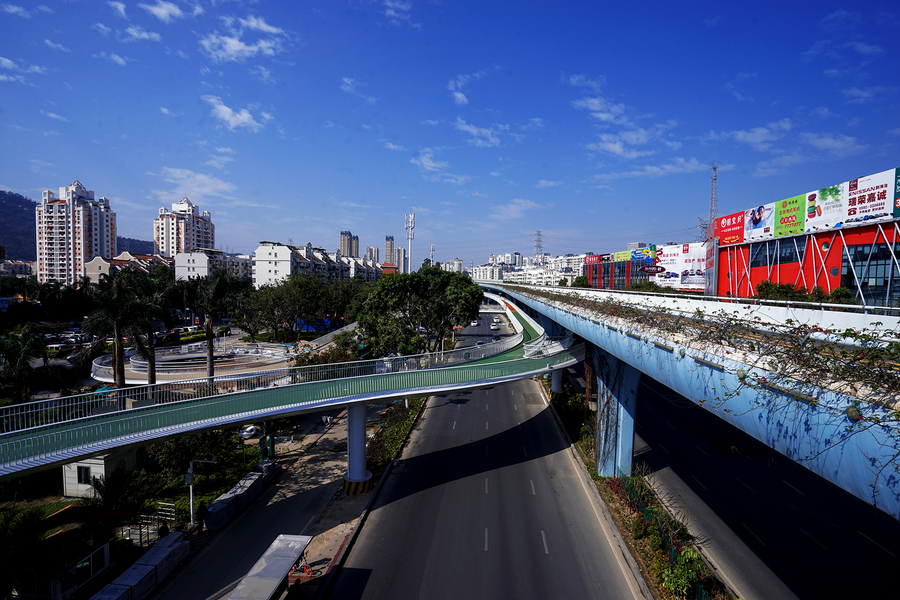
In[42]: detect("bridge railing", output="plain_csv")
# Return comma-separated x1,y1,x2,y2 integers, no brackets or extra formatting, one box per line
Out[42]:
3,332,524,436
1,344,585,472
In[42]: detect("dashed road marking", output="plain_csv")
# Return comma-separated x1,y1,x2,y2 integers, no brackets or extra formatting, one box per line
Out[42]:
541,530,550,554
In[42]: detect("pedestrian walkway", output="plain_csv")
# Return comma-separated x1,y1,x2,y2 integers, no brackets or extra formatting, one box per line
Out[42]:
147,403,386,600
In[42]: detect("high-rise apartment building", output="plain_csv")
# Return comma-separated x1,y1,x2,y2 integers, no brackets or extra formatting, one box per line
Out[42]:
365,246,380,262
340,231,352,257
154,196,215,258
385,236,394,266
36,179,117,285
351,235,359,258
394,247,407,274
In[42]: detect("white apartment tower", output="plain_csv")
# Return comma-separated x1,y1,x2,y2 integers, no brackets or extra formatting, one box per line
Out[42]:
36,179,117,285
154,196,215,258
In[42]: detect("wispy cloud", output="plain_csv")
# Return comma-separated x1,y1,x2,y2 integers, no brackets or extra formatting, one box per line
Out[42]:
447,68,493,105
535,180,562,188
754,152,808,177
571,95,629,125
455,117,505,147
411,148,448,172
2,4,30,18
240,15,283,34
341,77,376,104
594,157,711,181
199,16,287,63
842,86,889,104
799,132,866,157
152,167,237,204
122,25,161,42
94,52,130,66
205,153,234,169
491,198,540,221
383,141,406,151
706,119,792,152
93,23,112,36
566,73,605,92
249,65,276,84
202,95,267,132
1,56,46,82
108,1,126,18
520,118,544,131
160,107,177,116
138,1,184,23
40,110,68,122
44,39,70,52
382,0,420,28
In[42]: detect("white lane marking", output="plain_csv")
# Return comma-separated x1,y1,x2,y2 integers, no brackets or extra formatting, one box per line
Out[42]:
485,421,489,430
530,480,536,496
485,528,489,551
567,368,576,374
452,421,456,430
736,478,755,493
576,377,585,387
798,527,828,550
541,530,550,554
486,404,489,410
783,480,805,496
657,443,670,454
695,445,709,456
691,475,708,491
644,404,654,412
858,531,898,557
667,422,676,430
514,404,518,411
485,478,489,494
742,523,766,546
457,404,460,410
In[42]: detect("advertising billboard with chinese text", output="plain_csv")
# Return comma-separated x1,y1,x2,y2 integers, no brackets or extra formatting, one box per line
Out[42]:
774,194,806,237
650,243,706,290
717,211,745,246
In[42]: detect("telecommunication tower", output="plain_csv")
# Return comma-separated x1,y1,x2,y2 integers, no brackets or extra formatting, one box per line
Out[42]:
533,230,544,262
405,211,415,273
709,161,720,225
429,243,436,264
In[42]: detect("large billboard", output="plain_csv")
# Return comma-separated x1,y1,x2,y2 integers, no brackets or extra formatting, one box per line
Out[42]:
712,166,899,246
651,243,706,290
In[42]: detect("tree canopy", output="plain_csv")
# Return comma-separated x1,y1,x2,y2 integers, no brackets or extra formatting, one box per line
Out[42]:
357,267,482,356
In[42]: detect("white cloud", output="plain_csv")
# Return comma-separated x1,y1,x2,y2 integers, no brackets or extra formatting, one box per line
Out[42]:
249,65,276,84
40,110,68,122
383,141,406,151
139,1,184,23
94,52,130,66
572,95,629,125
200,32,283,63
202,95,265,132
521,118,544,131
595,157,711,180
443,174,471,185
754,152,808,177
535,180,562,188
160,107,174,115
123,25,161,42
566,73,605,92
1,56,46,76
239,15,283,34
382,0,420,28
411,148,448,172
812,107,833,118
491,198,540,221
3,4,30,18
846,41,883,55
108,1,126,18
341,77,376,104
707,118,792,152
422,119,440,126
0,73,24,83
93,22,112,36
152,167,237,204
799,132,866,157
216,147,234,153
586,122,676,159
205,154,234,169
455,117,504,147
36,5,52,14
447,69,489,105
44,39,70,52
842,86,888,104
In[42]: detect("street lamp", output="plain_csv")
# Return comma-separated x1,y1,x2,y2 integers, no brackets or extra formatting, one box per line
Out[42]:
187,457,217,526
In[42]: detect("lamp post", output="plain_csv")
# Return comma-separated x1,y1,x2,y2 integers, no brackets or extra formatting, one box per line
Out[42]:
187,457,217,526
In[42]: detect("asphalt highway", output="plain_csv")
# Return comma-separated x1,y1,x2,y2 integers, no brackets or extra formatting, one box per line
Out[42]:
328,318,642,599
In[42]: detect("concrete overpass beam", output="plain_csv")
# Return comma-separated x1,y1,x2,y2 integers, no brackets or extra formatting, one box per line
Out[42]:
593,346,641,477
344,402,372,495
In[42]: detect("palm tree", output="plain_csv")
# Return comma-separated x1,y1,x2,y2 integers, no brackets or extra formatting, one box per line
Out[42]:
130,267,176,386
183,270,240,378
82,271,142,389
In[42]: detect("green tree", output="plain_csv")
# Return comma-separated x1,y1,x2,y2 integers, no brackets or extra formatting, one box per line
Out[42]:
130,267,177,385
357,266,482,356
572,275,590,288
0,506,46,600
182,271,241,377
0,325,45,403
82,271,142,389
558,278,568,287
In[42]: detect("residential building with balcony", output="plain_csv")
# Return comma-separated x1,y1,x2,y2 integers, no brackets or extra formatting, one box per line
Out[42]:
154,196,215,258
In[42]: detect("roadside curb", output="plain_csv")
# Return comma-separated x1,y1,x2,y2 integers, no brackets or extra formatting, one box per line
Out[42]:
537,378,653,600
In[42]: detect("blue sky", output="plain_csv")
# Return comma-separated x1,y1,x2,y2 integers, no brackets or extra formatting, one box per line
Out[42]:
2,1,898,267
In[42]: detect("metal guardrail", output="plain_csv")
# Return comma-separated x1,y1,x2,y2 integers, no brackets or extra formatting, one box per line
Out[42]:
311,321,358,347
0,343,584,472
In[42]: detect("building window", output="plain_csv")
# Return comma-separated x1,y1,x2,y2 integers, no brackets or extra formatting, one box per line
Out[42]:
77,466,91,485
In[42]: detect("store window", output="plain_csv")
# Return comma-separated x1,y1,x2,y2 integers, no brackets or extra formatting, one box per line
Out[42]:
841,243,900,307
749,239,805,269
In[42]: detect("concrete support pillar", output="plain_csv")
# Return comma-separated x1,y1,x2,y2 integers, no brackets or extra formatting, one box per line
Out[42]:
344,402,372,495
593,347,641,477
551,368,563,396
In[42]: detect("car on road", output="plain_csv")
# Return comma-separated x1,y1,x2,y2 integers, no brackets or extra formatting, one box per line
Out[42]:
238,425,259,439
475,341,485,348
493,316,500,323
470,321,478,327
490,323,499,330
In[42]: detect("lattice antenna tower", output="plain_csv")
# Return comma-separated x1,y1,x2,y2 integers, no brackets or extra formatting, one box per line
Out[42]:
709,161,720,225
429,243,436,264
533,230,544,261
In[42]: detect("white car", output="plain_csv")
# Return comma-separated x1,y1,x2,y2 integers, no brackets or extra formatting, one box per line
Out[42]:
493,316,500,323
471,321,478,327
238,425,259,439
490,323,499,330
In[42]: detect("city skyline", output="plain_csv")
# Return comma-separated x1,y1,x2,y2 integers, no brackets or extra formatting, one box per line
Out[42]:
2,2,898,267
